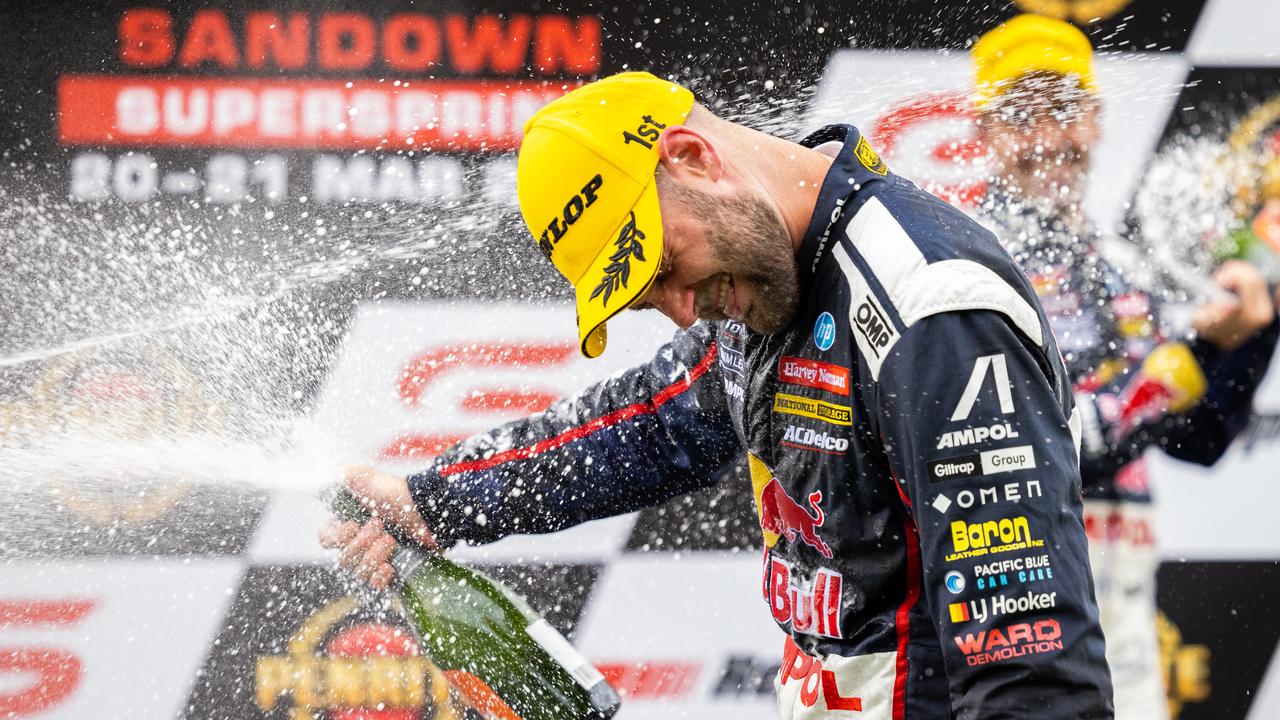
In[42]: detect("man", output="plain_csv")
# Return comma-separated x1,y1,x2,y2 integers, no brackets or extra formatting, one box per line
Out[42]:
971,15,1279,720
324,72,1114,718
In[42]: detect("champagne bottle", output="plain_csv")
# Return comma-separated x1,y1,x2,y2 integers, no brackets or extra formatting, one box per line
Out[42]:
328,486,621,720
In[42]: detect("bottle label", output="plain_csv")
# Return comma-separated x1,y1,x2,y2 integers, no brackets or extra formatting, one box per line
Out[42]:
526,619,605,690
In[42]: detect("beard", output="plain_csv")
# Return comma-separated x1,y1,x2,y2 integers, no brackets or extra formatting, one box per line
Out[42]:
666,182,801,334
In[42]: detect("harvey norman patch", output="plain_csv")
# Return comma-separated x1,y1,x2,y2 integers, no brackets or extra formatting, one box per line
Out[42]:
777,356,851,395
773,393,853,426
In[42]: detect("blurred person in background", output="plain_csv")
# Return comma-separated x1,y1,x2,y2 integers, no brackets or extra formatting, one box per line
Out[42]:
972,14,1280,720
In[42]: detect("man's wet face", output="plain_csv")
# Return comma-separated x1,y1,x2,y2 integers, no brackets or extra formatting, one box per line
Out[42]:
634,178,799,335
980,73,1101,210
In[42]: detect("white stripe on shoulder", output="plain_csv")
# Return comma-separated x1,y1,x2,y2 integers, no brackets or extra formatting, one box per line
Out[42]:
843,196,1044,346
832,243,900,380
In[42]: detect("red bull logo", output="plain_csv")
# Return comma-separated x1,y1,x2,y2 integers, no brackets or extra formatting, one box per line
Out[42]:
760,478,833,559
748,454,833,559
763,556,843,639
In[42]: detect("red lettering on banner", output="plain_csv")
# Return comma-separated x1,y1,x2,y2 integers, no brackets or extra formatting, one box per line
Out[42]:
384,15,442,72
377,342,576,460
115,9,600,75
0,600,96,716
397,343,575,407
1084,509,1154,547
777,356,850,396
596,661,699,699
871,91,988,208
317,13,376,70
458,389,561,414
245,13,310,70
0,601,95,627
119,8,174,67
446,15,532,74
779,637,864,711
178,10,240,68
533,16,600,74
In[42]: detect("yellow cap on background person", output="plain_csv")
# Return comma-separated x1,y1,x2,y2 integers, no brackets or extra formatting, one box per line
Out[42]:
517,72,695,358
972,14,1097,108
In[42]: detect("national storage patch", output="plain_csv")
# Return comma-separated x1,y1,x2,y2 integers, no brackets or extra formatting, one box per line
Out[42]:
773,393,853,426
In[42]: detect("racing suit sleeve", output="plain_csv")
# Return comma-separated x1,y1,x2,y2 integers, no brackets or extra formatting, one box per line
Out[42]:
875,310,1113,719
1158,321,1279,464
405,321,742,548
1075,318,1279,476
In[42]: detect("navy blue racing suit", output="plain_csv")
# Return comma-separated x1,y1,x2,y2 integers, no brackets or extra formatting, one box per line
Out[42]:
409,125,1114,719
979,204,1279,719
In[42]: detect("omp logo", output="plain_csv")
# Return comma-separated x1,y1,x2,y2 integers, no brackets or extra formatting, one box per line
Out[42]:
945,515,1044,562
951,354,1014,421
954,619,1064,667
852,295,895,357
936,422,1019,450
537,173,603,258
781,425,849,454
777,356,850,396
773,393,852,426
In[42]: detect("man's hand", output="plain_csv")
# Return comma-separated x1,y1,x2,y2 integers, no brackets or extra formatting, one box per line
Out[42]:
1192,260,1276,351
318,465,437,589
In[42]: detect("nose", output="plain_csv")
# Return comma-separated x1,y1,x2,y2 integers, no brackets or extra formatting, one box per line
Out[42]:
644,281,698,329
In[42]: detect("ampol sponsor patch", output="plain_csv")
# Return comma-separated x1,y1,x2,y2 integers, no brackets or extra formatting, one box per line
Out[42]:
776,636,895,719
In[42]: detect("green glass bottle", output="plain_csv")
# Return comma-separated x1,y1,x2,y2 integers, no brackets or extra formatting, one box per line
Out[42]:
328,486,621,720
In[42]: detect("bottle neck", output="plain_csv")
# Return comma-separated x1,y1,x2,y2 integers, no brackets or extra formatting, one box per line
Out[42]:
390,545,427,586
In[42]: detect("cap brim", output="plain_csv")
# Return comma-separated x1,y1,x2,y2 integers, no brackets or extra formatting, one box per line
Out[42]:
574,180,664,358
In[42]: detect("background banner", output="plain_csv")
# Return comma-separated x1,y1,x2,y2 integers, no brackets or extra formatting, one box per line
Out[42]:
2,1,1278,718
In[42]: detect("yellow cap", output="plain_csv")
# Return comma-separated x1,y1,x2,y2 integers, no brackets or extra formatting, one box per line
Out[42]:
972,14,1097,108
517,72,695,358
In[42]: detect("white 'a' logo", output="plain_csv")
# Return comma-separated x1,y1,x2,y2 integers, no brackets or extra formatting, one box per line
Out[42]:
951,354,1015,421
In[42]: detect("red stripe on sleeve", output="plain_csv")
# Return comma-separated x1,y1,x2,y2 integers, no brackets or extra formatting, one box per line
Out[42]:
892,517,922,720
437,342,720,477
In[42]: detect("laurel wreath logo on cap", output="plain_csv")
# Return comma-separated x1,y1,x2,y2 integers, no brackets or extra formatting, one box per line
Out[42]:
589,212,647,307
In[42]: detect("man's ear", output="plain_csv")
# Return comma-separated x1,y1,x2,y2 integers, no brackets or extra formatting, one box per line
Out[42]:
656,126,722,183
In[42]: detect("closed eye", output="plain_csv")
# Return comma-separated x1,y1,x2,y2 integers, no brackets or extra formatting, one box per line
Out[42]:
629,249,672,312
